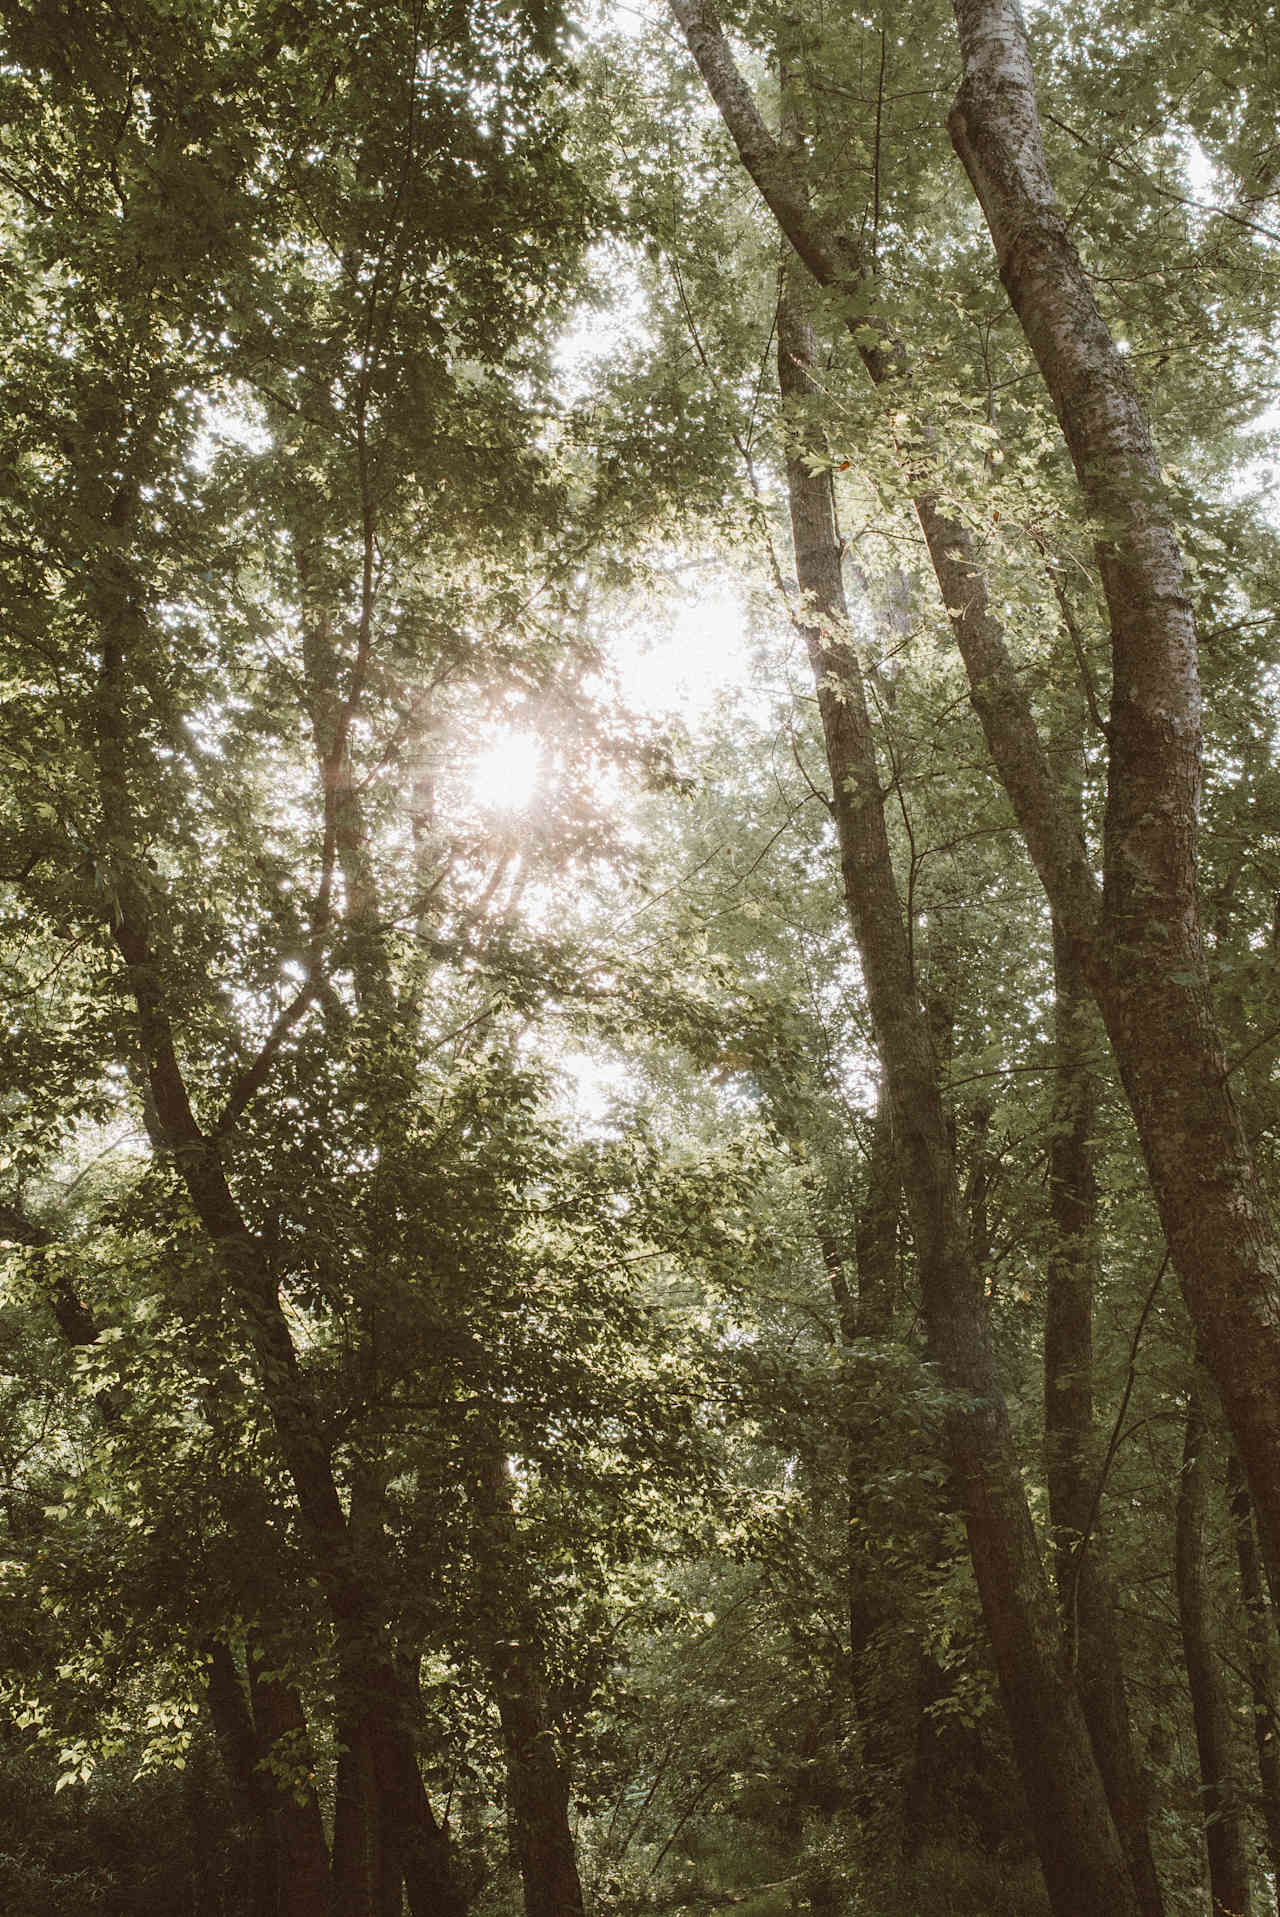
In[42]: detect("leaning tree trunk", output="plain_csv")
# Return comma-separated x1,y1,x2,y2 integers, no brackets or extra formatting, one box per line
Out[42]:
669,0,1280,1612
1176,1375,1254,1917
946,0,1280,1601
776,266,1140,1917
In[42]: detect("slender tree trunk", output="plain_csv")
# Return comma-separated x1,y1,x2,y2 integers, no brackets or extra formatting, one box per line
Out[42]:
205,1638,282,1917
1176,1375,1253,1917
493,1666,585,1917
776,268,1140,1917
1228,1455,1280,1906
469,1446,585,1917
853,1102,898,1343
946,0,1280,1601
669,0,1280,1611
93,590,464,1917
817,1106,915,1870
1045,921,1164,1917
332,1466,407,1917
848,1112,921,1876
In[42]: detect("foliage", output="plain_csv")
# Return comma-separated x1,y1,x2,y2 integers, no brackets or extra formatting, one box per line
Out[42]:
2,0,1280,1912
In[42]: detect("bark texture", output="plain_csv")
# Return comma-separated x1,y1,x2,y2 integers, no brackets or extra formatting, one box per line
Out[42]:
820,1109,917,1872
1176,1378,1253,1917
668,0,1097,940
205,1640,332,1917
777,271,1139,1917
946,0,1280,1600
246,1646,333,1917
204,1639,286,1917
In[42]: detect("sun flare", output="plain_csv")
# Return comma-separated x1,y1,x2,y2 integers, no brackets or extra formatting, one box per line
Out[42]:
467,728,542,812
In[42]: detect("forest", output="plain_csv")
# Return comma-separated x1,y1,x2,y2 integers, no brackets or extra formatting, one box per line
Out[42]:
2,0,1280,1912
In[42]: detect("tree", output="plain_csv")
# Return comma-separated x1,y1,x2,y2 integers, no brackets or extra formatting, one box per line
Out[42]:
5,0,1280,1911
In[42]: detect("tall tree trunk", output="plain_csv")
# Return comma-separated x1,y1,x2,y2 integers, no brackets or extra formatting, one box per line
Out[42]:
204,1638,333,1917
853,1101,898,1343
469,1446,586,1917
946,0,1280,1600
246,1645,334,1917
1176,1375,1253,1917
330,1466,409,1917
848,1113,922,1877
205,1638,283,1917
817,1106,916,1872
493,1661,585,1917
1045,922,1164,1917
93,594,464,1917
668,0,1280,1610
1228,1454,1280,1905
333,1716,393,1917
776,267,1140,1917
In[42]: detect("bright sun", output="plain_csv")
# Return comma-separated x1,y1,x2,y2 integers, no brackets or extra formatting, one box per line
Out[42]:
467,728,542,812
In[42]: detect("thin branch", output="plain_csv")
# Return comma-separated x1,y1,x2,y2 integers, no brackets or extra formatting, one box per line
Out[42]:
787,721,833,814
1223,1017,1280,1083
1065,1249,1169,1661
214,978,323,1137
871,19,887,269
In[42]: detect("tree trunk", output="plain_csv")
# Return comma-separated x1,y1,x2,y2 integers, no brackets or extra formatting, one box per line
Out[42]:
1045,920,1164,1917
204,1637,333,1917
776,267,1140,1917
469,1447,585,1917
333,1711,407,1917
246,1646,333,1917
853,1102,898,1343
494,1667,585,1917
1176,1374,1253,1917
946,0,1280,1602
669,0,1280,1615
1228,1454,1280,1905
817,1105,916,1872
205,1637,283,1917
333,1723,378,1917
94,593,464,1917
